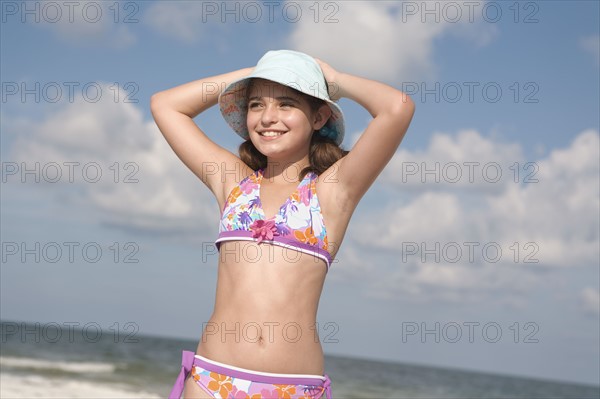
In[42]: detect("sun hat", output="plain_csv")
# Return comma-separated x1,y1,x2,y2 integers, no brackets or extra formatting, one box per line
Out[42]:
218,49,345,146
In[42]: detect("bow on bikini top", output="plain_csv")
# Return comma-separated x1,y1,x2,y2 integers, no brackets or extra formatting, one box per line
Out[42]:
215,168,332,271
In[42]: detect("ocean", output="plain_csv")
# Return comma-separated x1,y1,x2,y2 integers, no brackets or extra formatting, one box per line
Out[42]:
1,320,598,399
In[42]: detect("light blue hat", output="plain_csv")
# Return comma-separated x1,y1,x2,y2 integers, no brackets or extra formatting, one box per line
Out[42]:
218,49,345,146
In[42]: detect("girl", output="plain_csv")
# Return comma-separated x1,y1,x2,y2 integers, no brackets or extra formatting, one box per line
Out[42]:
151,50,415,399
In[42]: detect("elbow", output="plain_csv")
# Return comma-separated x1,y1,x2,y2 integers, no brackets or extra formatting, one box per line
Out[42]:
150,91,189,118
405,93,416,113
389,92,415,117
150,92,169,113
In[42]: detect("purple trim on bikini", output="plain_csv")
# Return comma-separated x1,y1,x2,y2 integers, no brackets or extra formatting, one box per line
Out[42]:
168,350,332,399
215,231,332,270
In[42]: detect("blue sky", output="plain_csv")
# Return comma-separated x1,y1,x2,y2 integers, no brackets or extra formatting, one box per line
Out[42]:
1,0,599,387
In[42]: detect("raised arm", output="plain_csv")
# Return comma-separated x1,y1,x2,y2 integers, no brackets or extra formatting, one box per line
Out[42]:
316,58,416,208
150,67,253,201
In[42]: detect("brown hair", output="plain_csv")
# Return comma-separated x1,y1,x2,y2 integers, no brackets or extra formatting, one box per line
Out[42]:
239,79,349,180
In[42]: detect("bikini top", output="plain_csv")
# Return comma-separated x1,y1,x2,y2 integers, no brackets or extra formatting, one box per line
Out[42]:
215,168,332,271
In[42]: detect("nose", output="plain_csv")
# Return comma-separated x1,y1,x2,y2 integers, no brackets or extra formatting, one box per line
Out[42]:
260,102,279,126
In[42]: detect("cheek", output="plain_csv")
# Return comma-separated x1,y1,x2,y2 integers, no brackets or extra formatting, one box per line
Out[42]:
246,112,259,127
281,111,311,128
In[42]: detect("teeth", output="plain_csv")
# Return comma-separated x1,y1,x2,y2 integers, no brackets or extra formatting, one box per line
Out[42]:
261,131,284,137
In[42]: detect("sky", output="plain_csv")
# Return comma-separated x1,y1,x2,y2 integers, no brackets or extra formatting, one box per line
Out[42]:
1,0,599,388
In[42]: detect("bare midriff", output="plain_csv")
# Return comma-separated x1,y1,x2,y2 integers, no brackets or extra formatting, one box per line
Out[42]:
195,240,329,376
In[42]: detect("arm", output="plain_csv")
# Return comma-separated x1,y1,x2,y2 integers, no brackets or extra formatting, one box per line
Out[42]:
150,67,253,202
316,59,416,208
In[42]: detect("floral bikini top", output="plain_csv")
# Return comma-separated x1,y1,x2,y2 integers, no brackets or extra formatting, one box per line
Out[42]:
215,168,332,271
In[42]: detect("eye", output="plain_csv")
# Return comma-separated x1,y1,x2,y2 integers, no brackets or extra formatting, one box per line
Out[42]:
279,102,294,108
248,101,262,109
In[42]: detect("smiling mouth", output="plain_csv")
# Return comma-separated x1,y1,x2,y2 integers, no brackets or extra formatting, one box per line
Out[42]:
258,131,287,137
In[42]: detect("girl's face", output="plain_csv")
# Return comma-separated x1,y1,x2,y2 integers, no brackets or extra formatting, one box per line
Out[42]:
246,79,328,159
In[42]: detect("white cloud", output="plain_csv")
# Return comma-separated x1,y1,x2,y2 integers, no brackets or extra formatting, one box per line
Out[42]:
580,287,600,316
340,129,599,302
579,34,600,67
142,1,233,46
363,262,534,307
30,1,136,49
369,129,599,267
287,1,499,82
383,129,524,192
7,83,217,235
487,130,600,267
143,2,207,43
